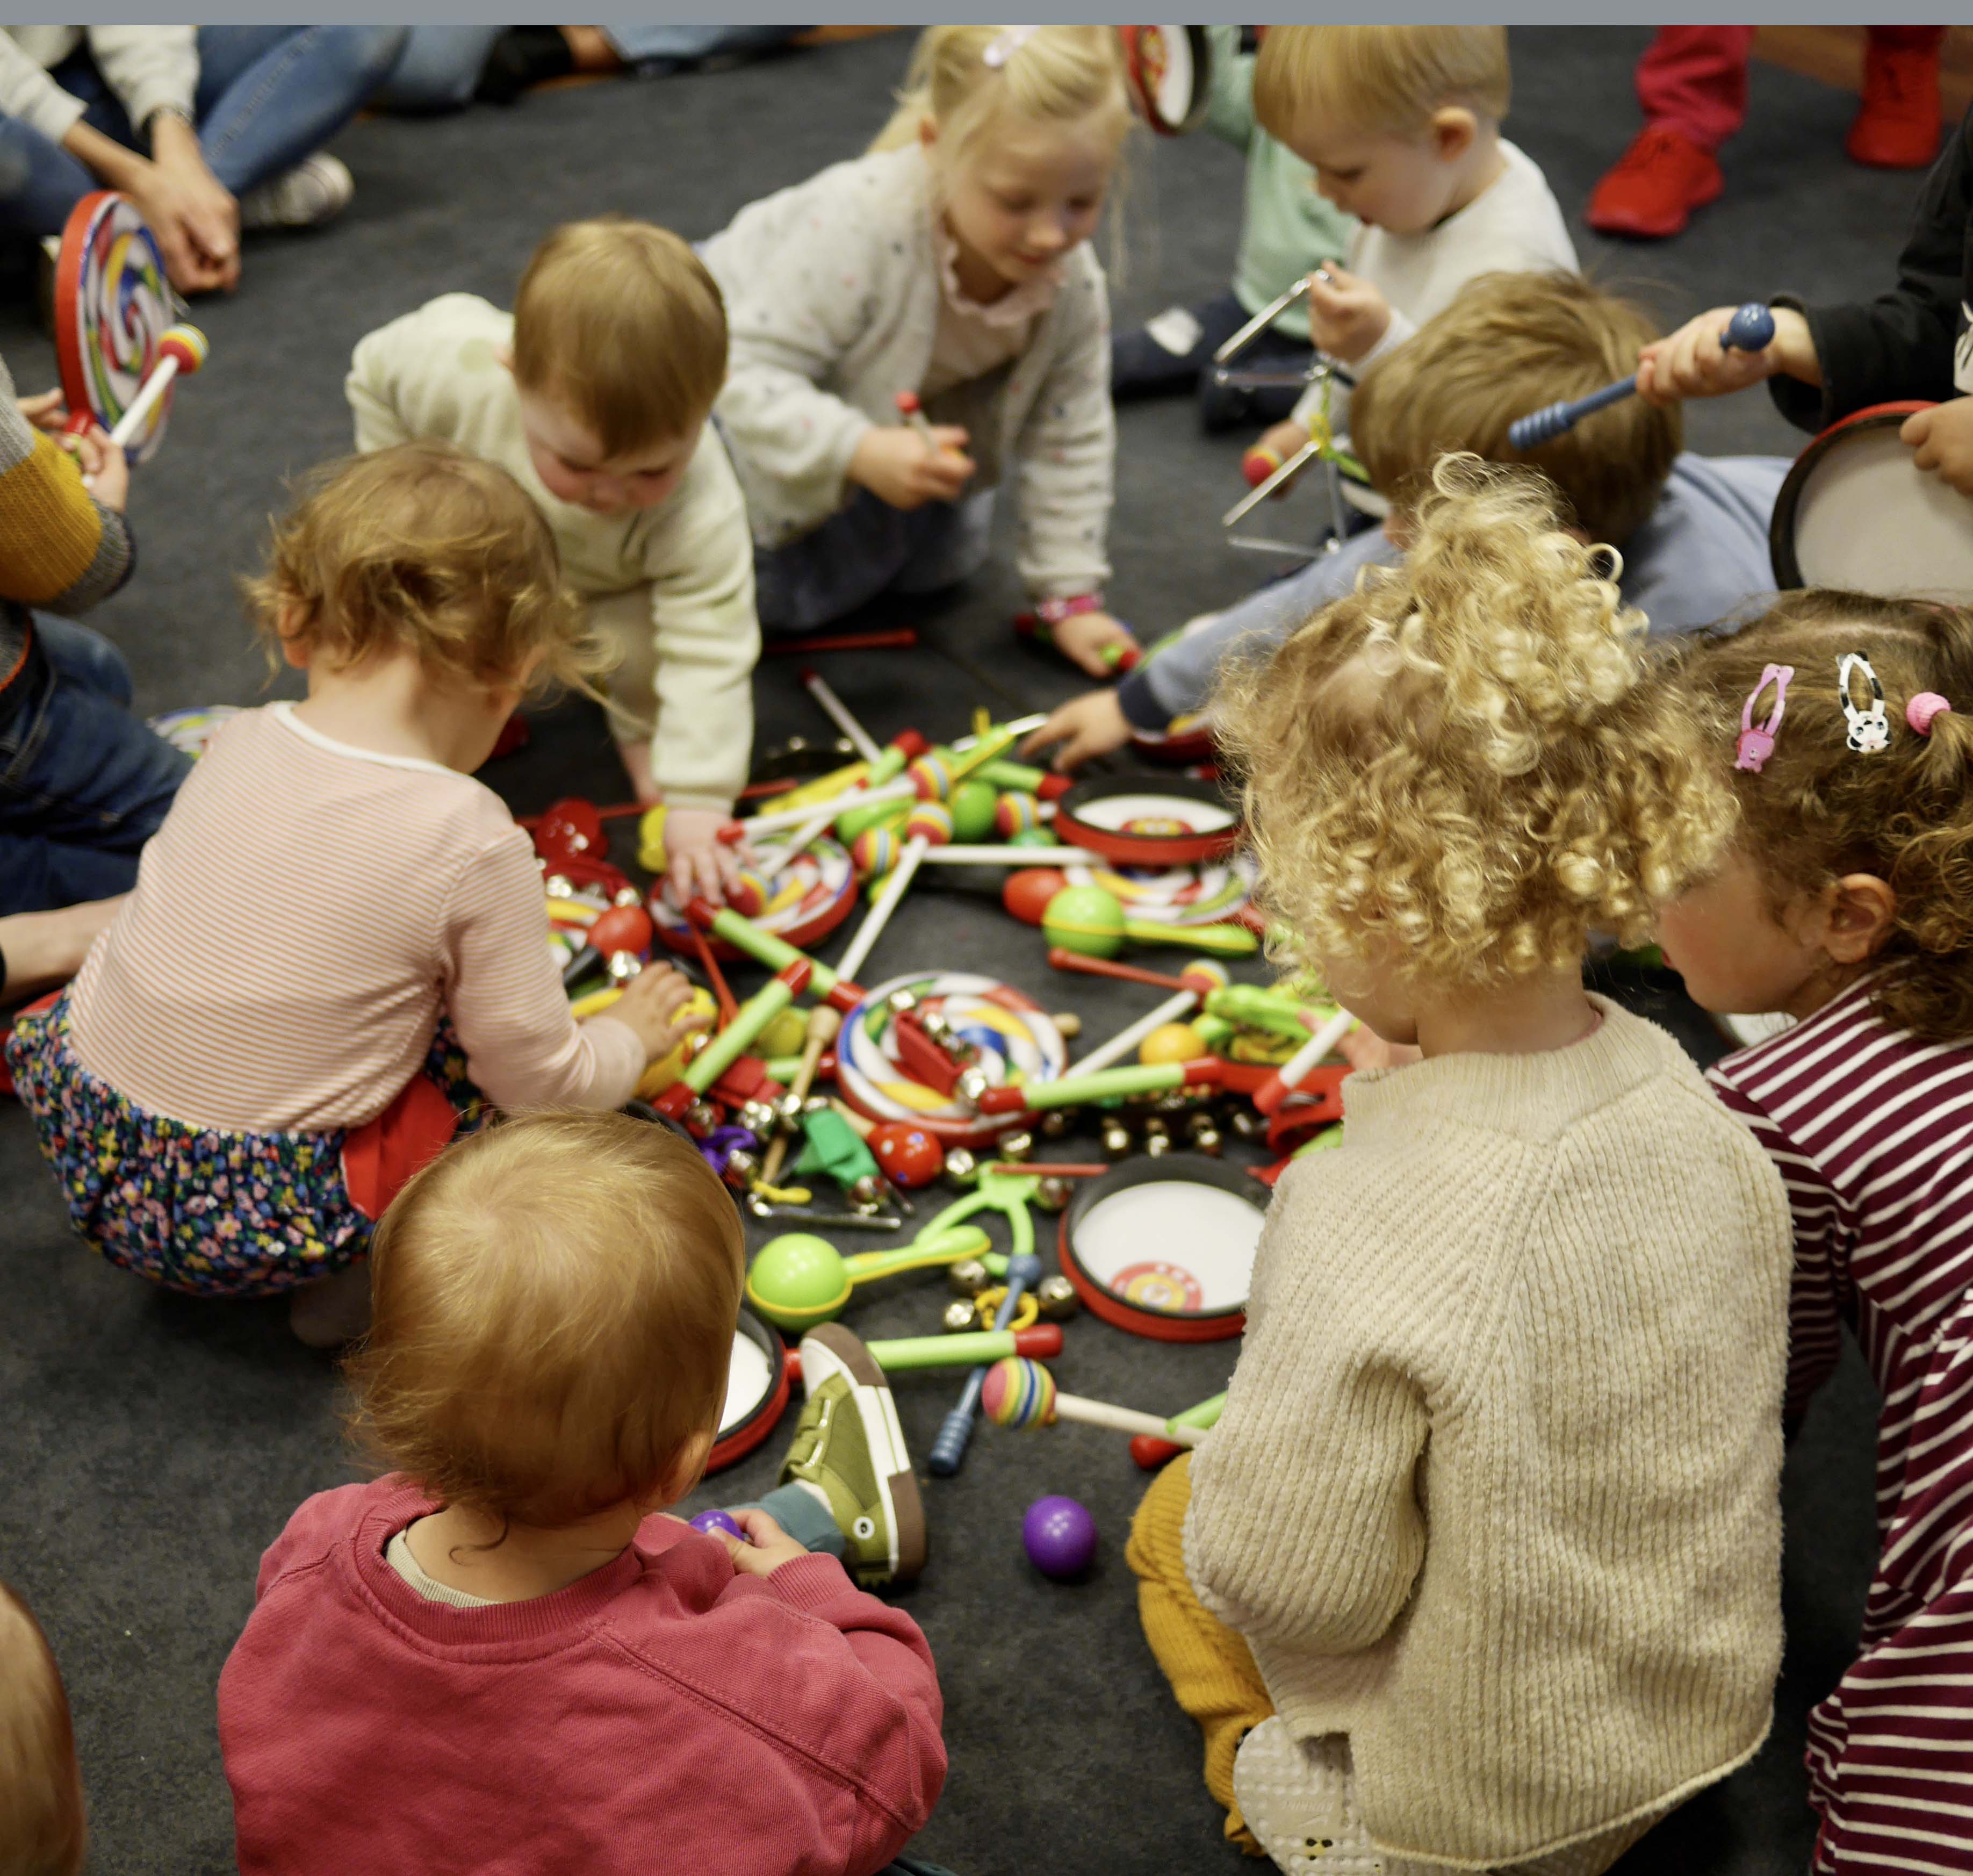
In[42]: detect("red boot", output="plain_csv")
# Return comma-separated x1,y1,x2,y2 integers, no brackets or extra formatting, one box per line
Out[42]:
1586,127,1725,239
1846,37,1941,169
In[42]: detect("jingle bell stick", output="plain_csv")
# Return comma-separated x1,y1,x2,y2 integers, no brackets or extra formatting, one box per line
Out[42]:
759,1004,841,1188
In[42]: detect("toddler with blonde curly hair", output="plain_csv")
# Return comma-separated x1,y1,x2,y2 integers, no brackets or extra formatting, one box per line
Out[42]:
1127,458,1793,1875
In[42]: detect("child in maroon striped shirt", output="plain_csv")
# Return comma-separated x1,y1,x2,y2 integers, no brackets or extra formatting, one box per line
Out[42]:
1659,589,1973,1876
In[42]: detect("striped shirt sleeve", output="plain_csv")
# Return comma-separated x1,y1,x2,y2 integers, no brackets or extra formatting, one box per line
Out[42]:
0,353,134,614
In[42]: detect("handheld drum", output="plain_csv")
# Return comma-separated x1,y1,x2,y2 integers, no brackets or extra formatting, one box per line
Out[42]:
53,191,198,463
1049,773,1241,870
650,835,856,960
1060,1153,1270,1342
1118,26,1212,135
707,1308,792,1474
1770,401,1973,601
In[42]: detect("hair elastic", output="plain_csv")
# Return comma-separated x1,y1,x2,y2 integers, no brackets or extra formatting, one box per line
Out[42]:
1838,652,1890,754
1734,663,1793,773
1908,692,1953,736
983,24,1041,68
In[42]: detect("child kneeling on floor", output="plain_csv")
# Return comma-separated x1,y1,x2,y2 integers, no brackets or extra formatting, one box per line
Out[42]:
218,1112,947,1876
5,445,706,1345
1127,459,1793,1874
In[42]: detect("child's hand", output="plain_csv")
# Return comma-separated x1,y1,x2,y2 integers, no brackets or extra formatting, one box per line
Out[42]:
1020,688,1133,772
1048,610,1140,679
17,389,64,432
1252,416,1314,495
849,425,976,510
1902,398,1973,497
64,426,128,511
603,961,711,1064
720,1507,811,1578
1636,304,1819,405
1305,266,1391,365
664,806,743,905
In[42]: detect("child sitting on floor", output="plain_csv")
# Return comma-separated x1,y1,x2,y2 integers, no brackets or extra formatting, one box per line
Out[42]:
1243,24,1576,494
0,1580,85,1876
1657,593,1973,1875
699,23,1135,677
5,444,705,1346
348,218,758,903
1127,459,1792,1874
218,1112,946,1876
1026,270,1785,769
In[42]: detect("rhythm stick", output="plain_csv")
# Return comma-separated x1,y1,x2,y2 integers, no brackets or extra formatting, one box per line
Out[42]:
686,900,866,1011
981,1359,1208,1445
1130,1389,1228,1469
1071,984,1216,1079
833,802,952,985
759,1005,842,1187
1506,303,1774,450
653,961,810,1115
861,1322,1059,1372
802,670,884,766
972,1054,1274,1115
928,1250,1044,1475
1251,1005,1357,1116
1046,948,1228,996
107,324,206,449
920,843,1102,867
896,389,943,454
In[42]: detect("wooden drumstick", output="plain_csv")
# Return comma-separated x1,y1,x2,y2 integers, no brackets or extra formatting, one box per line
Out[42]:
802,670,884,766
1251,1005,1358,1116
832,802,951,984
759,1005,841,1187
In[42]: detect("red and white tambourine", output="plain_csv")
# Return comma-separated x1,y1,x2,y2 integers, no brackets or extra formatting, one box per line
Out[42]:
708,1308,793,1474
1050,773,1242,869
649,836,856,961
1118,25,1212,135
1771,400,1973,600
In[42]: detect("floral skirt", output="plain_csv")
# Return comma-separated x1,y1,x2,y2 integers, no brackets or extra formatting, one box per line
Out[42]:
6,993,481,1298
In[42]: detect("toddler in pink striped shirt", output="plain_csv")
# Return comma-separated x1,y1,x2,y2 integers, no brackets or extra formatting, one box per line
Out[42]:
1659,590,1973,1875
6,443,706,1343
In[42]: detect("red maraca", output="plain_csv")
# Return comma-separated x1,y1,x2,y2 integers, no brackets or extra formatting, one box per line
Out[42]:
561,901,654,990
534,797,604,867
869,1120,945,1189
1003,867,1070,926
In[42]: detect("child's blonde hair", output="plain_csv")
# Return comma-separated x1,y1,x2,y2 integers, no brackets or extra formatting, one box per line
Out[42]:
512,217,728,459
345,1112,745,1529
1680,590,1973,1041
869,24,1133,172
245,442,606,693
0,1583,85,1876
1254,24,1510,141
1215,456,1729,988
1352,271,1681,549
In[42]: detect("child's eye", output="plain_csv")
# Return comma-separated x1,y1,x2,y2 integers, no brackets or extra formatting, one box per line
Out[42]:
997,195,1032,214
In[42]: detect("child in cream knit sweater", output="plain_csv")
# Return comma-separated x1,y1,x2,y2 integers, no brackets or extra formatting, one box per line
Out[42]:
1127,458,1792,1875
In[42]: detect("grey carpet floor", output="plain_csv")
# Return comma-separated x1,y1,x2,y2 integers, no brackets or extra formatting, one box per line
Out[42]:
0,26,1923,1874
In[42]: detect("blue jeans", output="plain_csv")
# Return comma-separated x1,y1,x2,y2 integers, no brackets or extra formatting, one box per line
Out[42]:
603,25,802,70
0,618,190,914
371,26,500,114
0,25,407,236
754,487,996,636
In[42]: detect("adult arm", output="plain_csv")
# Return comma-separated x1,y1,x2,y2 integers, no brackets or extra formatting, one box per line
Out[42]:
1011,261,1114,600
85,26,198,136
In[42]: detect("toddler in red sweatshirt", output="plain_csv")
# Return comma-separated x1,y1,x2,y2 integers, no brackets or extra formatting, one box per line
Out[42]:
217,1110,947,1876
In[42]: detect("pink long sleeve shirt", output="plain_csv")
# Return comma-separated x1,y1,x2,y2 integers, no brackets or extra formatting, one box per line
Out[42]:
218,1478,947,1876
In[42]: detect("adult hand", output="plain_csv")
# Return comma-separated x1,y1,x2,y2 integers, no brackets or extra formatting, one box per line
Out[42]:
721,1507,811,1578
133,118,240,294
1019,688,1134,772
664,806,744,905
1636,304,1818,406
17,389,66,432
1304,265,1391,365
67,426,128,511
848,424,976,510
1902,398,1973,498
1047,610,1140,679
599,962,711,1065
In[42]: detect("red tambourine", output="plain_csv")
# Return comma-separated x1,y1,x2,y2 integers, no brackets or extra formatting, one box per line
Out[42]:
1050,773,1242,868
707,1308,792,1474
1058,1154,1270,1342
1770,400,1973,600
1118,25,1211,135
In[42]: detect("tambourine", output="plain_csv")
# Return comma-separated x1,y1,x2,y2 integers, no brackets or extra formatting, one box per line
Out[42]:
837,971,1069,1147
53,191,178,463
1067,852,1254,929
147,703,240,760
1059,1153,1269,1342
1118,25,1211,135
1050,773,1241,868
708,1307,792,1474
650,835,855,961
1772,401,1973,600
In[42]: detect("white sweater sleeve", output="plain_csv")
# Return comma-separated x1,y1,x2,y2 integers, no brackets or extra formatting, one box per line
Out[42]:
1012,258,1115,601
0,32,87,141
345,310,423,452
87,26,198,134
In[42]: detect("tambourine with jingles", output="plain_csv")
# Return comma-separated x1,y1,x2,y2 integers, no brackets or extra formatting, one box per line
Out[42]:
1118,25,1212,135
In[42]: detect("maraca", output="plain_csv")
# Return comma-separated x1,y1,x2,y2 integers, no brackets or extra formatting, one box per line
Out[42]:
982,1357,1208,1443
1041,884,1257,960
561,901,654,989
745,1225,991,1332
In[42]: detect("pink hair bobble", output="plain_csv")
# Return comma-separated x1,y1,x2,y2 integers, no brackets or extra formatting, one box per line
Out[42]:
1908,692,1953,736
1735,663,1794,773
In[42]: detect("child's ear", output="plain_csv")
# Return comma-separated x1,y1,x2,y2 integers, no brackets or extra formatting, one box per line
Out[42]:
917,114,938,152
276,601,312,670
1823,873,1898,966
654,1427,716,1508
1430,106,1477,162
494,344,514,376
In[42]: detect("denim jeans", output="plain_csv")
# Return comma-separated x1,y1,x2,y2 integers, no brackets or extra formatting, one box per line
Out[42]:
371,26,501,114
0,25,407,236
0,617,190,914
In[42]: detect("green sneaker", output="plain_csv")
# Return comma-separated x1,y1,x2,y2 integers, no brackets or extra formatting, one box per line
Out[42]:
780,1323,926,1589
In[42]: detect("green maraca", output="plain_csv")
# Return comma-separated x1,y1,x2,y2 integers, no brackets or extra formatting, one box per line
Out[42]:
745,1225,993,1332
1041,883,1256,960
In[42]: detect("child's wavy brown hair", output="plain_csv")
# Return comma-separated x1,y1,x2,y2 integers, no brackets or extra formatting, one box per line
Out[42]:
244,442,608,692
0,1582,84,1876
1680,588,1973,1041
1213,455,1731,988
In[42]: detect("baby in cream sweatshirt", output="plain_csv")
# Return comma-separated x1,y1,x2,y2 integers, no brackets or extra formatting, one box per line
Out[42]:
1128,458,1791,1875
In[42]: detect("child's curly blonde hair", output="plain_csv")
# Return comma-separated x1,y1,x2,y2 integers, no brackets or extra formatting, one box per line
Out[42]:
1213,456,1731,988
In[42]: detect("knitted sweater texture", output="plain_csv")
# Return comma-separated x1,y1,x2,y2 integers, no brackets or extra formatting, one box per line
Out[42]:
1184,1000,1792,1866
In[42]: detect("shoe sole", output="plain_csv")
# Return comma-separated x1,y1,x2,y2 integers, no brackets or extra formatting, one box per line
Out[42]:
806,1321,927,1587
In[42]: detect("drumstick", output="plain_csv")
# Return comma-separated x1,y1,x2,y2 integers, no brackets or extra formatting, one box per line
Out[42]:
832,803,951,985
687,901,866,1012
653,961,810,1115
1072,986,1209,1079
895,389,945,455
927,1250,1043,1475
1507,302,1774,450
857,1322,1061,1372
108,324,207,449
759,1005,841,1187
920,844,1103,866
1251,1006,1358,1117
802,670,884,767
